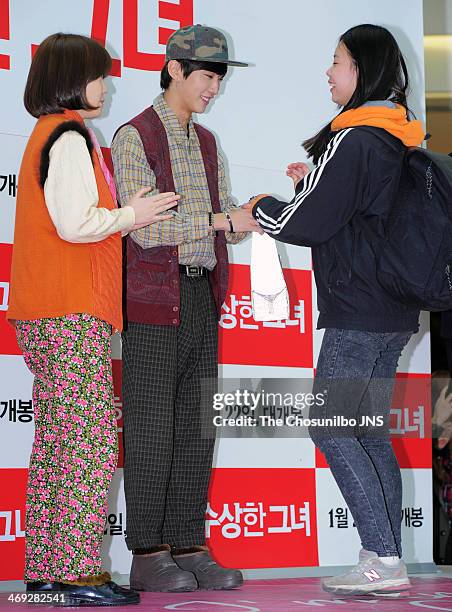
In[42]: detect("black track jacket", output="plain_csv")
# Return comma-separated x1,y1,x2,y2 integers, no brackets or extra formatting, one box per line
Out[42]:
252,126,420,332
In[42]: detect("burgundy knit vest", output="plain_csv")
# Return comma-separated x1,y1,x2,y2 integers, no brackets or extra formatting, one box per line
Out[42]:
119,106,229,326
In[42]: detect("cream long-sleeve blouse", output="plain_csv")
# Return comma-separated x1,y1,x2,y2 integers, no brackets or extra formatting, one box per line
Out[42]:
43,130,135,242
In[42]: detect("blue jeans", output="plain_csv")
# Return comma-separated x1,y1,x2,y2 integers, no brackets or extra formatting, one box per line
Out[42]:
309,328,412,557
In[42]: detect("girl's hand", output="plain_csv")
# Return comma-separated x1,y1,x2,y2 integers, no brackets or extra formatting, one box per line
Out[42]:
125,188,180,230
286,162,310,187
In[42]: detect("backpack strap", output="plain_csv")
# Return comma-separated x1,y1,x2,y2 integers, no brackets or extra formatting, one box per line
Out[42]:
354,151,412,257
351,126,408,247
384,148,415,234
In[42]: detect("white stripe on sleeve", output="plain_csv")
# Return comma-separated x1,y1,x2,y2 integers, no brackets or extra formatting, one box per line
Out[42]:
255,128,354,236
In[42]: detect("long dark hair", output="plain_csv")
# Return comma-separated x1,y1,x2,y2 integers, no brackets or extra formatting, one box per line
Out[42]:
303,24,411,164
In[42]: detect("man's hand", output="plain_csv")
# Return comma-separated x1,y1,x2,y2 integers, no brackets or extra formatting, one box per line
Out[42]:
213,208,264,234
286,162,310,188
230,207,264,234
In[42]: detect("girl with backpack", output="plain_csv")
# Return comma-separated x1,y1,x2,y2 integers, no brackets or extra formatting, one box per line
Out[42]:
247,24,425,596
7,33,179,607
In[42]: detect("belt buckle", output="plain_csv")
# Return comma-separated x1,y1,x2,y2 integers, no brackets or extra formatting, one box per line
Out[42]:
186,265,201,277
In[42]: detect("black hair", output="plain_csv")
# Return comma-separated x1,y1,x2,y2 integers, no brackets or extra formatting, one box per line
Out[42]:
303,24,411,164
160,59,227,90
24,33,112,118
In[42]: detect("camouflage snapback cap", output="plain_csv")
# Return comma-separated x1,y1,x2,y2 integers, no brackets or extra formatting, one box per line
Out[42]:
165,24,248,67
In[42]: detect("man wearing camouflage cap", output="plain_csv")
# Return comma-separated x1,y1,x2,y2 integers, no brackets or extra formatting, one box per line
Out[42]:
112,25,260,592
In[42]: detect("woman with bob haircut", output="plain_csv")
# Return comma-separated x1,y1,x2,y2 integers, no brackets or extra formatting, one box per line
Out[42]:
8,32,179,607
248,24,425,596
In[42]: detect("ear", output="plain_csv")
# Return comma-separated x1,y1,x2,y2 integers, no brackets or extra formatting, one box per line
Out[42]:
167,60,184,82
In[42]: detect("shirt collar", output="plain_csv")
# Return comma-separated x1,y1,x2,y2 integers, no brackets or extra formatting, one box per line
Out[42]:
153,93,195,144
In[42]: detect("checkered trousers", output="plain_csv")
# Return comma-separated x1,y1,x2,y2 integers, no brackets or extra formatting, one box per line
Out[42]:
121,273,218,549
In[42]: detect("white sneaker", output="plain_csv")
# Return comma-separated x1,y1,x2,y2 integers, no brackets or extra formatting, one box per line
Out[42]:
322,549,411,596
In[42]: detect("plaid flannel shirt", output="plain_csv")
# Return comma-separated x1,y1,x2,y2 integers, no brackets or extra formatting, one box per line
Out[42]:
111,94,247,269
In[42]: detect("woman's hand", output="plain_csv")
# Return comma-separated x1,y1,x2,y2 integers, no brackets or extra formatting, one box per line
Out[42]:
286,162,310,187
125,188,180,230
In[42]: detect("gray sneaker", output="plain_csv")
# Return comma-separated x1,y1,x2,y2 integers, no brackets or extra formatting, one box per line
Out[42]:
322,549,411,596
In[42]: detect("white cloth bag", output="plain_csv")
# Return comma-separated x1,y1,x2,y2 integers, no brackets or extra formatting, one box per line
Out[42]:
250,232,290,322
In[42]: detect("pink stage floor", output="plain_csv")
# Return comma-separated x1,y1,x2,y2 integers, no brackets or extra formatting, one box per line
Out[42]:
2,576,452,611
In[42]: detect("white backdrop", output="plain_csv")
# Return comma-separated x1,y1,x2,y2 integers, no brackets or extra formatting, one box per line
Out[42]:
0,0,430,580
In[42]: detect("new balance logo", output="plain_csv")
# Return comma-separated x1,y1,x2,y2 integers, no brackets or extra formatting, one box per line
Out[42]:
363,569,382,582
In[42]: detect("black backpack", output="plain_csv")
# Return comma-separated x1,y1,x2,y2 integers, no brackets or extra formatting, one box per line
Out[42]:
358,131,452,312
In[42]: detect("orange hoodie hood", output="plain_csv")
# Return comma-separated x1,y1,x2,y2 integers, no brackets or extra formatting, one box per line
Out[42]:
331,104,425,147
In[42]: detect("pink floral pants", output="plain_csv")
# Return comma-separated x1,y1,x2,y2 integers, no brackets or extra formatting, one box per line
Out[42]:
16,314,118,581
